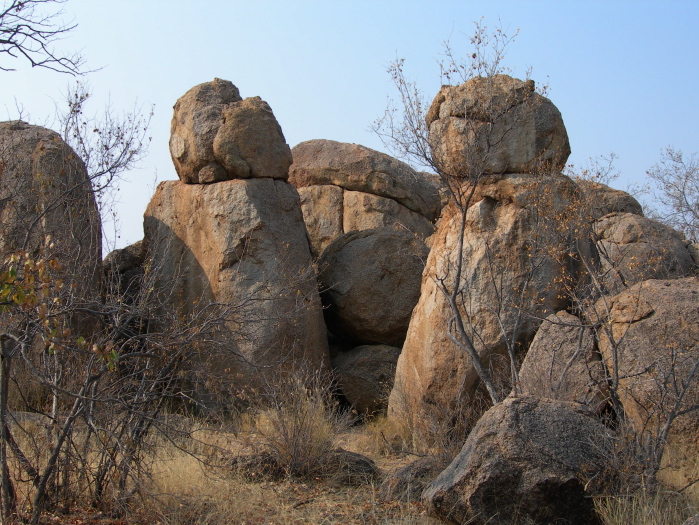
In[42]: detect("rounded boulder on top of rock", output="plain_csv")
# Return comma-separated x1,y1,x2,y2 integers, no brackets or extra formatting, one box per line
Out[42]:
289,139,444,221
427,75,570,176
169,78,291,183
318,228,429,347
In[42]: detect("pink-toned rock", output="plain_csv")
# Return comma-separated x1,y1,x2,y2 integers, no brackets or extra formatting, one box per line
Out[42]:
595,212,695,294
342,190,434,240
289,139,443,220
297,185,344,258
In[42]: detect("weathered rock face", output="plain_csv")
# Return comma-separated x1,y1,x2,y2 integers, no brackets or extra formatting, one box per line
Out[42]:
318,228,429,346
423,395,607,525
0,121,102,300
290,140,445,257
575,179,644,220
331,344,401,416
290,139,443,216
143,179,329,391
518,311,607,413
427,75,570,176
297,185,344,257
389,174,584,419
595,278,699,503
595,212,695,294
169,79,291,183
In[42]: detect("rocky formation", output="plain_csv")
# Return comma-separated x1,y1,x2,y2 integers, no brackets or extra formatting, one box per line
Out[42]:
388,173,585,419
423,395,608,525
146,80,328,397
290,140,444,256
0,120,101,301
595,212,695,294
144,178,328,390
331,344,402,416
427,75,570,176
595,278,699,502
318,228,429,347
169,78,292,183
518,311,607,413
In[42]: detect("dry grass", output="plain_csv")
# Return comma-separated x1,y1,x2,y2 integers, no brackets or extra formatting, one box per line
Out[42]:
142,427,436,525
594,489,696,525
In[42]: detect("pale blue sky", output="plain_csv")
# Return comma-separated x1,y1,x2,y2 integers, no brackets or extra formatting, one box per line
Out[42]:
1,1,698,250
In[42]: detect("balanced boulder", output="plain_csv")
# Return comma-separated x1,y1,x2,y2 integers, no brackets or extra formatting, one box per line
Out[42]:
427,75,570,176
170,78,291,183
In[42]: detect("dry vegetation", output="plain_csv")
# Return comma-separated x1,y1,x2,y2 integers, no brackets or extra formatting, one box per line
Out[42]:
3,375,695,525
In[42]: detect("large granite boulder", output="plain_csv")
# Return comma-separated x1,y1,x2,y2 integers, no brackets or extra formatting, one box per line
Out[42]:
169,79,291,183
144,179,329,393
595,278,699,503
423,395,608,525
518,311,607,413
0,120,102,302
427,75,570,176
318,228,429,346
290,140,445,257
331,344,401,416
290,139,443,219
389,174,584,419
595,212,695,294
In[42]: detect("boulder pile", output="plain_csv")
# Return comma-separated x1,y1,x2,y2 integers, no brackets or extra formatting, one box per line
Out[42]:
145,79,328,397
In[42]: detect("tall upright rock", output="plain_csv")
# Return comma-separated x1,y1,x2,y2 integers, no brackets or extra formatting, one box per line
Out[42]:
389,76,576,421
146,80,328,396
388,174,584,419
0,121,102,305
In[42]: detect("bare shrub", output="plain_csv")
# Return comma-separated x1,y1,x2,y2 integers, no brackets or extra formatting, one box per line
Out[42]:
242,368,353,478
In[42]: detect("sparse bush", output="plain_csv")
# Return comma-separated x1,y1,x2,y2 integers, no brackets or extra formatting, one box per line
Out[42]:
243,368,353,478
